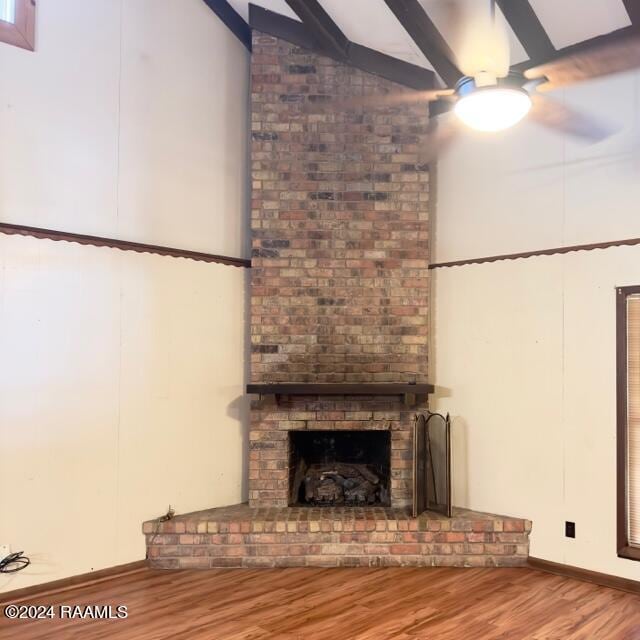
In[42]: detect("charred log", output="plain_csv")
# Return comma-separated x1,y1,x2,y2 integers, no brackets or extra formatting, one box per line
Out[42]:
301,463,382,505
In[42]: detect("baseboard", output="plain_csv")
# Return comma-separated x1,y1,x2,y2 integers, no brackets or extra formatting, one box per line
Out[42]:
0,559,148,604
528,557,640,595
4,557,637,601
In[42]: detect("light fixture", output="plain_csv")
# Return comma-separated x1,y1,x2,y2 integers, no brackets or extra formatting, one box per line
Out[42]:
454,77,532,132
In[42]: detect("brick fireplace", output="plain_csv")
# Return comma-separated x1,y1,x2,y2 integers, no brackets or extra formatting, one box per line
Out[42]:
249,30,430,510
143,31,532,569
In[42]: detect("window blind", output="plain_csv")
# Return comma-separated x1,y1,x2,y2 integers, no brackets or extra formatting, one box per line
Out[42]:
627,294,640,546
0,0,15,24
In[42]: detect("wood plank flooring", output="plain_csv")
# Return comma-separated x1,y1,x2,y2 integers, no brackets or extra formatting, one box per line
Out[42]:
1,566,639,639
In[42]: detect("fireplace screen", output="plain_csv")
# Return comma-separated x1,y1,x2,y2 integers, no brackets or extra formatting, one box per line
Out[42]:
289,430,391,506
413,412,451,517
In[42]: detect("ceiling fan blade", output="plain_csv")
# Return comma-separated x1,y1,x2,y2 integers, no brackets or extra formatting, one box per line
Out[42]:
524,31,640,91
418,115,461,163
325,88,454,110
528,94,617,142
447,0,511,79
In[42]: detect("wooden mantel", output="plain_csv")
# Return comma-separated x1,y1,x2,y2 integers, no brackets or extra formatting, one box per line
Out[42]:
246,383,434,405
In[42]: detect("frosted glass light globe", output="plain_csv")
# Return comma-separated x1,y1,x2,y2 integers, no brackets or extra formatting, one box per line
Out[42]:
454,87,532,132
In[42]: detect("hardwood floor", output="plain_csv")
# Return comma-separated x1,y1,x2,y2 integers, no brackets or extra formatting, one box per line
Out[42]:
1,566,639,639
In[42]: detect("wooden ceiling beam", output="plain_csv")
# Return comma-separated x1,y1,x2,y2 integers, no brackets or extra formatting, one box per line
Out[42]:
285,0,349,59
513,24,637,72
495,0,555,60
384,0,463,87
201,0,251,50
249,4,436,91
623,0,640,26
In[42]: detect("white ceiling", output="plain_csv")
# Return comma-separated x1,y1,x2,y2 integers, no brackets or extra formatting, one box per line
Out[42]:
227,0,632,76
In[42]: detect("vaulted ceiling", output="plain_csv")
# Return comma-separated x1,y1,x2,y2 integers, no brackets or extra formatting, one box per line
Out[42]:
226,0,635,83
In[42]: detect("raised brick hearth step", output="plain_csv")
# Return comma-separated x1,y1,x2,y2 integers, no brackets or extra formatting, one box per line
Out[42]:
143,504,531,569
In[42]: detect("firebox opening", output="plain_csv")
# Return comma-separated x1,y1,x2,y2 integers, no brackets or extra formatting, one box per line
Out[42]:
289,430,391,507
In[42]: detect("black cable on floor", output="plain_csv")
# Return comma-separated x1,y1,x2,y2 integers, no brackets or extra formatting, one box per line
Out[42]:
0,551,30,573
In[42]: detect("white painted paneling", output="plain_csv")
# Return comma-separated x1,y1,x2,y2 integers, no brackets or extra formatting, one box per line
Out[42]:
0,0,248,592
560,248,639,577
0,0,120,235
0,236,247,591
561,72,640,246
433,246,640,581
434,70,640,264
0,236,122,585
432,255,565,560
115,251,247,564
433,62,640,581
433,113,565,262
117,0,249,257
0,0,249,258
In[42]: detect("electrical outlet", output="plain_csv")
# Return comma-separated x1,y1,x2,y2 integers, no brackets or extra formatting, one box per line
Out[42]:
565,522,576,538
0,544,10,560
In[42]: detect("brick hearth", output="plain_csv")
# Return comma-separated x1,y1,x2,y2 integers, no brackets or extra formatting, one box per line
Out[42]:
145,505,531,569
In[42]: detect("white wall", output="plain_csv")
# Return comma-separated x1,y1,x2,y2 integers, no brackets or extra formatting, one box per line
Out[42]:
433,70,640,581
0,0,249,257
0,0,249,592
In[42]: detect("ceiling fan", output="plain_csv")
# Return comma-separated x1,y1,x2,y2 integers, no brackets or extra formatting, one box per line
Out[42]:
335,0,640,152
